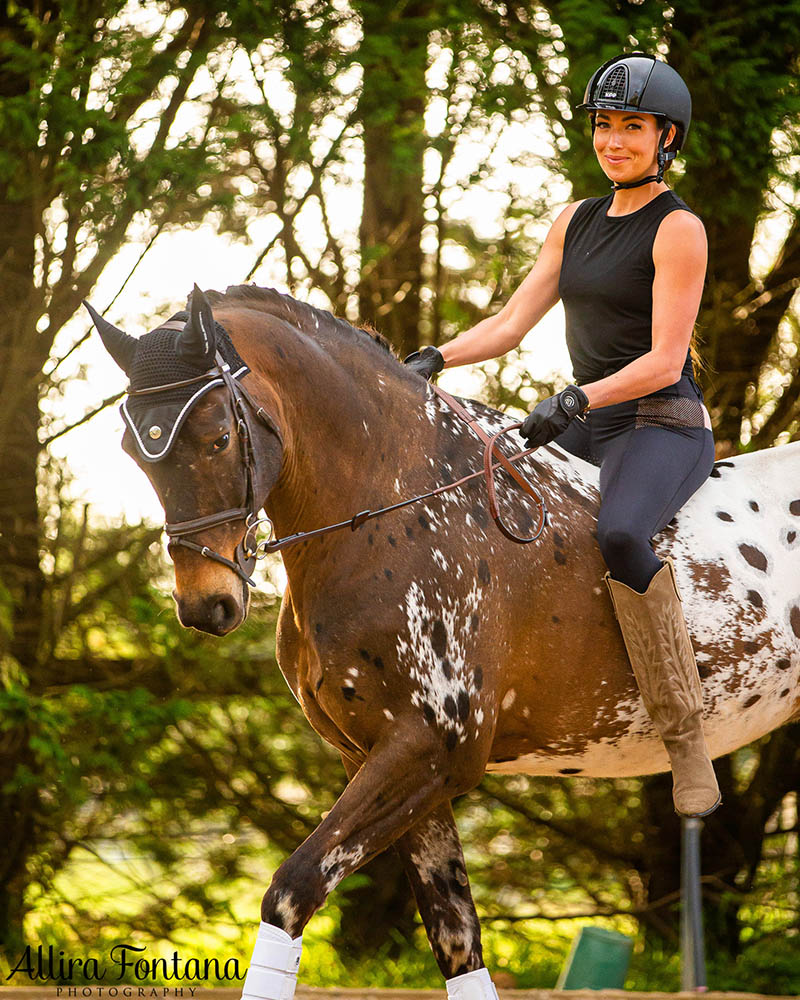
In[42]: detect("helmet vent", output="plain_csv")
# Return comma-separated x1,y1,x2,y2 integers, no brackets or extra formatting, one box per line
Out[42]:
600,65,628,102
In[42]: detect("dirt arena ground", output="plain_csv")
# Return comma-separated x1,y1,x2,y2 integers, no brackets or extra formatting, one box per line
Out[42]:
2,987,796,1000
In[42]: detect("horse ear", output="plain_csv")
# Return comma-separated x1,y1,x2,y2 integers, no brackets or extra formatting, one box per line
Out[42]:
83,300,137,374
177,283,216,365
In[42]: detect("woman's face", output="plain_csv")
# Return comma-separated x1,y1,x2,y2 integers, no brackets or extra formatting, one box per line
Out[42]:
592,110,673,184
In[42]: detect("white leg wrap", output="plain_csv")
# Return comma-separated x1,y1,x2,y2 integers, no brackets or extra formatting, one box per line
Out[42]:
446,967,499,1000
240,922,303,1000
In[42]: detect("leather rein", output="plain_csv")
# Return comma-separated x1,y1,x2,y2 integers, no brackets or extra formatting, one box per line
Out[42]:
139,335,548,587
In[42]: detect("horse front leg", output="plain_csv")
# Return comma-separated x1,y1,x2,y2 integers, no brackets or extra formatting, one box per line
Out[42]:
334,758,496,997
241,723,461,1000
395,802,498,999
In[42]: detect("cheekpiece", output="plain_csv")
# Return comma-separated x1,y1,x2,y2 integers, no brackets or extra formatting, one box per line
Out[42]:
120,312,248,462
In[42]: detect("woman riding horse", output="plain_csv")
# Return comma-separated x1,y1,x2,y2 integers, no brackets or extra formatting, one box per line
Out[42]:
406,52,721,820
87,50,728,1000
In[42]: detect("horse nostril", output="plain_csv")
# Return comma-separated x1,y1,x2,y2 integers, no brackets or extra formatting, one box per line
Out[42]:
210,593,239,634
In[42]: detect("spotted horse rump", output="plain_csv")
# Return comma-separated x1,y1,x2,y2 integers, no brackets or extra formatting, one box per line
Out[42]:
87,284,800,994
484,439,800,780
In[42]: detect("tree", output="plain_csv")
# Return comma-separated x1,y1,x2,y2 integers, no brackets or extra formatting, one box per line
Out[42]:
0,0,281,956
5,0,800,976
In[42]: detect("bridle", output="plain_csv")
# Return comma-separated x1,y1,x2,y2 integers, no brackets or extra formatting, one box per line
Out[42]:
131,329,548,587
127,321,282,587
162,359,281,585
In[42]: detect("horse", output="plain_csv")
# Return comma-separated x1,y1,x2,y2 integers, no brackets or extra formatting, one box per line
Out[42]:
87,284,800,998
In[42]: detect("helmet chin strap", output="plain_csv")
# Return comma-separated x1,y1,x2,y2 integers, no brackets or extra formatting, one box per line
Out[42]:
611,123,675,190
611,173,659,190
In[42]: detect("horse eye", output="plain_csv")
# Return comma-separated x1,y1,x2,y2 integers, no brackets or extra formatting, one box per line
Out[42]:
211,433,230,454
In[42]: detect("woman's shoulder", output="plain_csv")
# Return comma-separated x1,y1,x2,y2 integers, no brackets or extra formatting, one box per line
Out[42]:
657,193,706,237
653,199,707,262
659,190,704,225
552,195,607,240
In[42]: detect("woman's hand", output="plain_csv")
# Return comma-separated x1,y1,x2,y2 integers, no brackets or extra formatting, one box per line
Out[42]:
403,346,445,380
519,385,589,447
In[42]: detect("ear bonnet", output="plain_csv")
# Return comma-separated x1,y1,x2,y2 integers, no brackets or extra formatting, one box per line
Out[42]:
84,292,248,461
120,314,248,461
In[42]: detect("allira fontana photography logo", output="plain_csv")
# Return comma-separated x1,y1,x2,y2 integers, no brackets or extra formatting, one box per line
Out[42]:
6,944,244,984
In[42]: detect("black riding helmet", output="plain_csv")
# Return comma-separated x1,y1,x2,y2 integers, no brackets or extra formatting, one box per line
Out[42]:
577,52,691,189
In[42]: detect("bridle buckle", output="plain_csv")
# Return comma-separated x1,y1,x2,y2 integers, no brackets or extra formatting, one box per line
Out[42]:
243,512,275,561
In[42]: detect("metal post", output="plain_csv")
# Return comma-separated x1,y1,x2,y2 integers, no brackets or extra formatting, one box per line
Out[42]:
680,816,707,991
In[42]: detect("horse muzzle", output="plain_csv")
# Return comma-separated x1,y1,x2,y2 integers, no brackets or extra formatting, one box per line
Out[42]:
173,586,248,636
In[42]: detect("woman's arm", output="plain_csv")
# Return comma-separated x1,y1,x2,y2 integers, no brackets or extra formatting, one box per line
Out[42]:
581,210,708,410
438,201,584,368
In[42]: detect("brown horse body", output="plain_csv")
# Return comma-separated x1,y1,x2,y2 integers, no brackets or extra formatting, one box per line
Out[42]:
102,286,800,981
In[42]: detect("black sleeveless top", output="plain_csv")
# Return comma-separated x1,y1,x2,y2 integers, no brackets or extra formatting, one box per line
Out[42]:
558,190,697,386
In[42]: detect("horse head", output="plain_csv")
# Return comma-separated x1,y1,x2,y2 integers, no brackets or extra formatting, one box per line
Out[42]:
86,286,283,635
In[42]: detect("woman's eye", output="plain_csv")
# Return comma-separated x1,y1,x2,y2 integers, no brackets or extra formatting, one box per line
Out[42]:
211,433,230,454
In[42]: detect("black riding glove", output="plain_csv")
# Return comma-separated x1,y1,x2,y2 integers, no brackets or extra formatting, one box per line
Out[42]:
403,346,445,381
519,385,589,447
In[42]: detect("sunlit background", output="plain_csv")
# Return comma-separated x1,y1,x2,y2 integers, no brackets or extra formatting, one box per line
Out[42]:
45,3,578,525
52,174,572,526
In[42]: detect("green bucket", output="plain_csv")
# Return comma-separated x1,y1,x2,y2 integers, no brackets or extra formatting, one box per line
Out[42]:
556,926,634,989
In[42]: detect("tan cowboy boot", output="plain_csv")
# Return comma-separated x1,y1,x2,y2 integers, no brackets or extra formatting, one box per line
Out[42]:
605,558,721,817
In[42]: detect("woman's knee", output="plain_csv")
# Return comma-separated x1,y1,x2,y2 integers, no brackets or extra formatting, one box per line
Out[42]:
597,521,660,591
598,521,641,564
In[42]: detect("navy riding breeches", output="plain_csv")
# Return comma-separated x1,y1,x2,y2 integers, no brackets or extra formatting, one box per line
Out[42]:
553,375,715,593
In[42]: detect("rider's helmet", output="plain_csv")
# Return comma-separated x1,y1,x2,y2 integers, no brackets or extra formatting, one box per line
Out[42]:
577,52,691,186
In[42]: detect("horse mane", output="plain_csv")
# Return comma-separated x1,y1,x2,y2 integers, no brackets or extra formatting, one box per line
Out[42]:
202,284,397,359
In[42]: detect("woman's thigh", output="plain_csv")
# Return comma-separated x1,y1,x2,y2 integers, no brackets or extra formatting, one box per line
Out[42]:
597,425,715,589
600,425,714,535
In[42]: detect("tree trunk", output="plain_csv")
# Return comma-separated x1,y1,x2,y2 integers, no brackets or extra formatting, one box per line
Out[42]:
0,9,48,947
356,0,431,357
0,315,46,959
667,0,797,449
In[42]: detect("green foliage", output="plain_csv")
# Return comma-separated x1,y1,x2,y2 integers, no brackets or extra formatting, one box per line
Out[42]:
621,935,800,993
0,492,353,968
2,512,350,973
4,0,800,987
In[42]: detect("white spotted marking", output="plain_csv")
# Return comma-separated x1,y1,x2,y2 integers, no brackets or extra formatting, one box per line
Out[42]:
408,816,477,965
273,893,300,933
320,843,365,893
431,548,449,571
396,578,484,739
